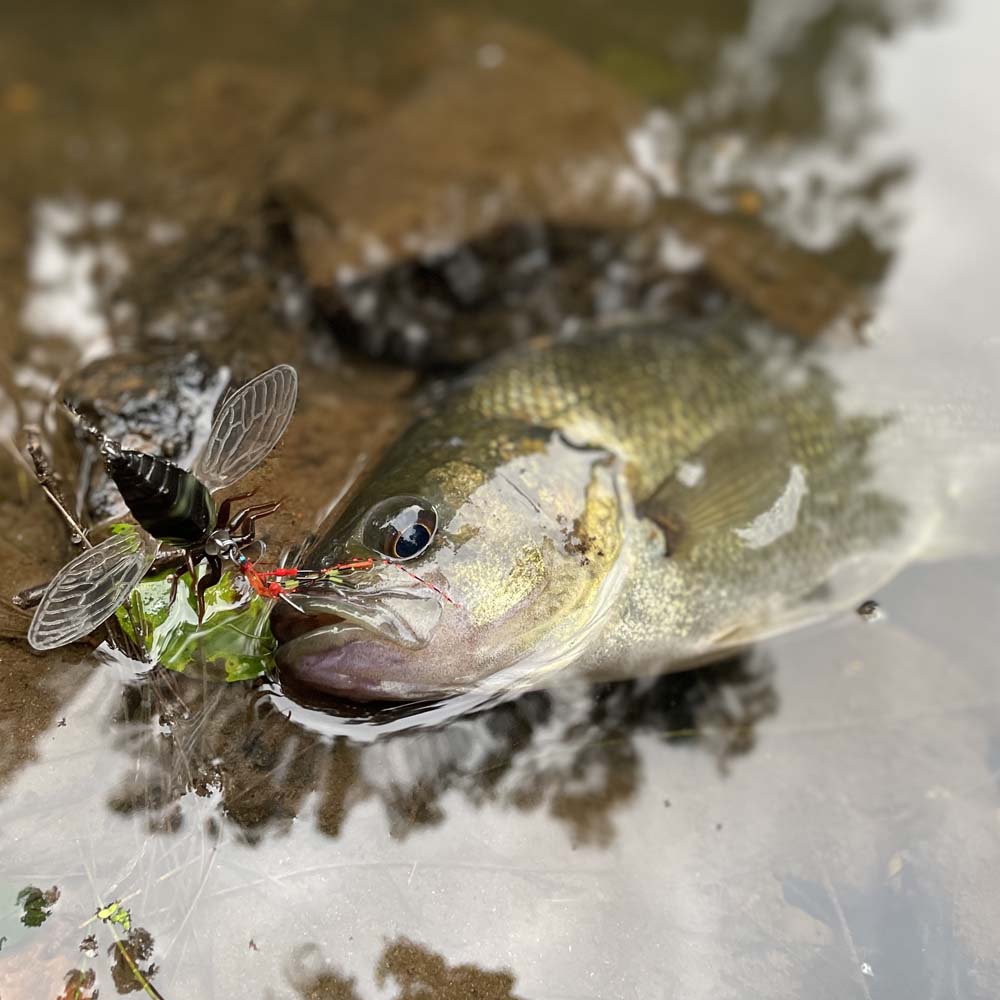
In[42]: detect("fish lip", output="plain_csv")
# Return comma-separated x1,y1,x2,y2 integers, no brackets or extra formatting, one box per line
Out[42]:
277,658,454,703
272,587,432,652
273,616,451,702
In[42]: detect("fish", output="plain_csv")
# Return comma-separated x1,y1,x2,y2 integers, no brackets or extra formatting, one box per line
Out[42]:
272,314,919,702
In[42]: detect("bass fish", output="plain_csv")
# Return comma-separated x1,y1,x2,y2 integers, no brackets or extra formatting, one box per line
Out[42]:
273,316,909,700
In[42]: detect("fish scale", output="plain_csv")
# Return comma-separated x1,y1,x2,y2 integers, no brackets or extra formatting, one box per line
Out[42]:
448,321,794,496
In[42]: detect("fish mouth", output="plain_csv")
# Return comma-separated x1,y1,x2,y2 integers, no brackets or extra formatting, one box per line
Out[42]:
271,586,447,701
271,589,428,650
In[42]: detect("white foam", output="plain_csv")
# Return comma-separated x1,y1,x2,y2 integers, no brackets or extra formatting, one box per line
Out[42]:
19,197,127,364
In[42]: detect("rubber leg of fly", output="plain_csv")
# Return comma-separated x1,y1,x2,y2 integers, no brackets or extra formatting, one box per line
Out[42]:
167,572,181,610
229,499,282,532
185,551,204,622
195,555,223,623
236,504,280,545
217,491,255,529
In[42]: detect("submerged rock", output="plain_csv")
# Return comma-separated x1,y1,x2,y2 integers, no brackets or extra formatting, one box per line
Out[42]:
275,17,649,290
273,16,868,366
317,220,705,367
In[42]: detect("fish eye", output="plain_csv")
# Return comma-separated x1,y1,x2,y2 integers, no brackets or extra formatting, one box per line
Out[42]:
363,496,438,561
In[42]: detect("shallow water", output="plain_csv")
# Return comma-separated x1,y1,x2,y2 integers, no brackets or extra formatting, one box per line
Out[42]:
2,1,1000,997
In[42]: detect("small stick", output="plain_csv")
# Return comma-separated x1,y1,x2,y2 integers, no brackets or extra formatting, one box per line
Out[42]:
23,426,91,549
10,583,48,610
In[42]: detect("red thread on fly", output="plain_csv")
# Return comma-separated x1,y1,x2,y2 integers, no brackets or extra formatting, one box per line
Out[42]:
237,556,460,609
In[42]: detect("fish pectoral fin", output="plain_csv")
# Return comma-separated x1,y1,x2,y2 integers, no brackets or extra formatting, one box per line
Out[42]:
638,425,795,557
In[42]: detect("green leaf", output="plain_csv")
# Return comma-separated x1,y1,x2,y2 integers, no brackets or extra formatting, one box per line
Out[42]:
114,565,275,682
17,885,58,927
97,900,132,932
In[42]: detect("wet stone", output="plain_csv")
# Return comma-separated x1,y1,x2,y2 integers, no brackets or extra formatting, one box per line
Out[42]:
275,17,648,289
273,17,657,367
318,221,711,367
60,350,230,522
115,210,316,369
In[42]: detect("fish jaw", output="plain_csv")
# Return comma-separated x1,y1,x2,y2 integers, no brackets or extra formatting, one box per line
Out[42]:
271,586,475,700
275,627,459,701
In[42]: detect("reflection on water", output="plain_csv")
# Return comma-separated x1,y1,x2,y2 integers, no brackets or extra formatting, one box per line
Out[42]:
0,649,783,997
6,594,999,998
288,938,523,1000
107,655,775,848
2,0,1000,997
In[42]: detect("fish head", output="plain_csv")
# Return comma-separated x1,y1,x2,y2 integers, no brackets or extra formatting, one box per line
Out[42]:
272,418,627,700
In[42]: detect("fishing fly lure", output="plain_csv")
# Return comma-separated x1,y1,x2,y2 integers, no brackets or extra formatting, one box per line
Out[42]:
27,365,298,650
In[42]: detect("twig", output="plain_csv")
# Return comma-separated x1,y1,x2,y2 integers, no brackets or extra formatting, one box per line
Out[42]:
23,425,91,549
10,582,48,610
79,857,167,1000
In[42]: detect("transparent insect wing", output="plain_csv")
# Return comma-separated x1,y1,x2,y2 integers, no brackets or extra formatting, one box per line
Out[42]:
192,364,298,492
27,527,158,651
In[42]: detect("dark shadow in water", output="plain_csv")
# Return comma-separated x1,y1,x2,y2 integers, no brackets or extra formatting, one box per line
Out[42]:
287,937,524,1000
105,654,777,849
319,219,728,368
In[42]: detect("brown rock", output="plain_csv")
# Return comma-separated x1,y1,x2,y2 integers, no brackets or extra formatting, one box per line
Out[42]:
665,198,871,340
275,16,650,288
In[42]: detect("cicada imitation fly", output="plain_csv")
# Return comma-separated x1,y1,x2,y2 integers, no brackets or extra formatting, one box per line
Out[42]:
27,364,305,651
